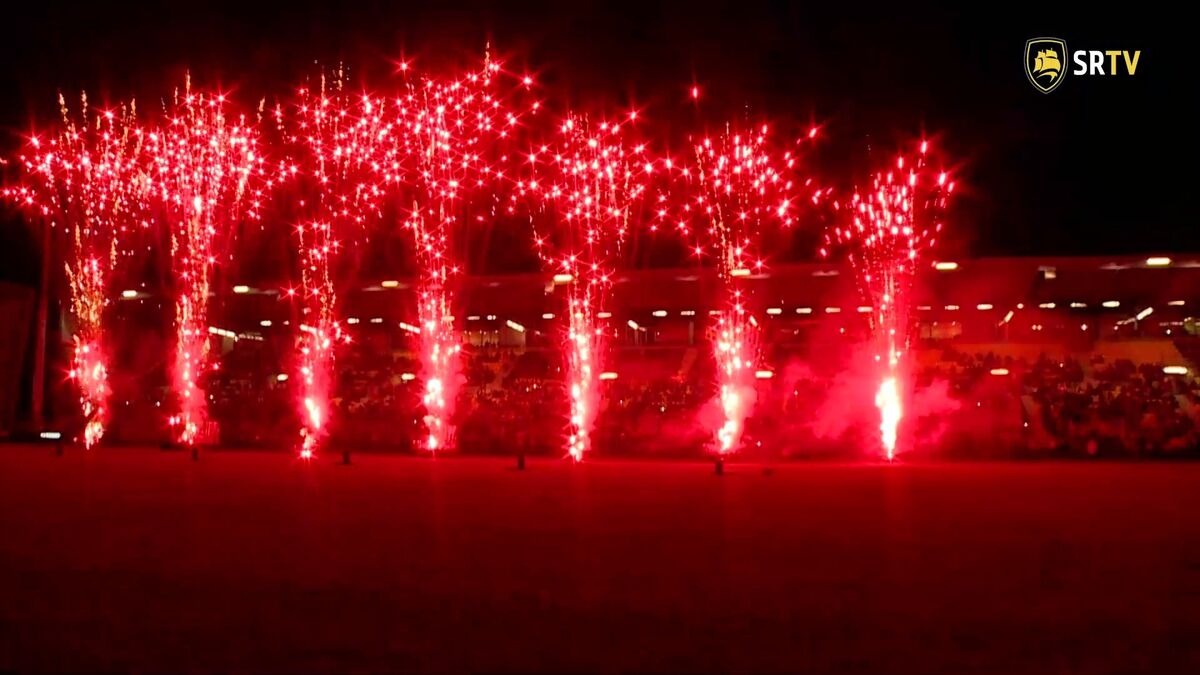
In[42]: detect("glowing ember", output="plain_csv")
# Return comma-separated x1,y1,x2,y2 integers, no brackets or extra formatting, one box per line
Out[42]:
4,93,148,448
145,76,262,447
825,141,953,458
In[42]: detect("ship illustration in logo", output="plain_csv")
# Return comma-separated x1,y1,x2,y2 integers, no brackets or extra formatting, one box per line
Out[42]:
1025,38,1068,93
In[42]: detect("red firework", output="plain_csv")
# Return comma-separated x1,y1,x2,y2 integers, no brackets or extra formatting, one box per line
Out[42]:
391,55,526,453
145,77,264,447
3,93,149,447
824,140,954,459
676,123,811,454
272,68,400,459
521,114,655,460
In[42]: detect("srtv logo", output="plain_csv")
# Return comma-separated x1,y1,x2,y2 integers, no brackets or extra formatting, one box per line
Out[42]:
1025,37,1141,93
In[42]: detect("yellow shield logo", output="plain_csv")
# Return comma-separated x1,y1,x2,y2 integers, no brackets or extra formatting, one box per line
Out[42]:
1025,38,1068,93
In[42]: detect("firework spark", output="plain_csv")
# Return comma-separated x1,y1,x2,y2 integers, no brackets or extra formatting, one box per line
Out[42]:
824,141,953,459
679,124,806,455
3,93,148,447
394,56,524,453
522,114,653,460
146,78,262,447
273,69,397,458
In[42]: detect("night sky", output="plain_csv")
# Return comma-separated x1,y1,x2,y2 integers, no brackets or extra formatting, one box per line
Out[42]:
0,1,1192,284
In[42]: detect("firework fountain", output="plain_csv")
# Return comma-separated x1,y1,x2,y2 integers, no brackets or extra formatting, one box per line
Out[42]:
824,141,953,459
273,71,398,459
146,79,262,447
523,114,654,460
394,57,524,453
4,94,148,447
680,124,804,455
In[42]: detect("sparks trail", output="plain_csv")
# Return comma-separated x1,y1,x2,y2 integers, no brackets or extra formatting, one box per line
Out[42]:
394,55,527,453
676,123,814,455
272,68,398,459
824,140,954,459
145,77,264,447
3,93,149,447
520,113,655,461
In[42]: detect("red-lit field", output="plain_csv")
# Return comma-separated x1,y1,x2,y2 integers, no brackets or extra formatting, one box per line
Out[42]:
2,447,1199,673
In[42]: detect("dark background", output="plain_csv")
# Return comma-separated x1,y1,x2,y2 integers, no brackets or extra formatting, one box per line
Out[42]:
0,1,1192,284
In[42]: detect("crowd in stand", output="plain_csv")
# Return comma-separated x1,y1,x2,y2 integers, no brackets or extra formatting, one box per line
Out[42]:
920,349,1200,456
72,336,1200,458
